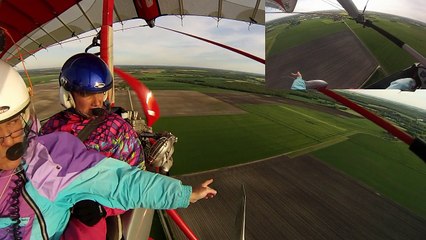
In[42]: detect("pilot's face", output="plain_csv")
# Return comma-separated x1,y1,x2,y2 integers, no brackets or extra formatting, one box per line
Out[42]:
0,116,24,170
72,91,105,117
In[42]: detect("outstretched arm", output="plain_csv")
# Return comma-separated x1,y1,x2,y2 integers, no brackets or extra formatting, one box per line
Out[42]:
190,179,217,203
290,71,306,90
60,158,217,210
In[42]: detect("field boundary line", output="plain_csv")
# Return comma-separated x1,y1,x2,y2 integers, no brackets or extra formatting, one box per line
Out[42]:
279,105,346,131
178,132,359,178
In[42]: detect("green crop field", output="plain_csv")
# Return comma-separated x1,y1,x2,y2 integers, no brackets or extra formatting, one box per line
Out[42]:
155,102,385,175
267,19,346,58
115,66,264,92
313,133,426,218
27,74,58,85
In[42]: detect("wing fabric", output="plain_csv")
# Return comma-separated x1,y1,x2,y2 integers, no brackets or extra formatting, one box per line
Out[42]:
265,0,297,13
0,0,265,66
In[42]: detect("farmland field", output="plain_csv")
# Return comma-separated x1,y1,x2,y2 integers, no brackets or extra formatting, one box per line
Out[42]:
171,154,426,239
28,66,426,238
266,19,346,58
266,29,378,88
314,133,426,217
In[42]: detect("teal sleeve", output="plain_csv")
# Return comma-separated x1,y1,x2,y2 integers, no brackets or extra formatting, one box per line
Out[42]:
56,158,192,210
291,77,306,90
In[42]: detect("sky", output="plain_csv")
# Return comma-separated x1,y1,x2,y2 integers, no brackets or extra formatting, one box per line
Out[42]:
266,0,426,23
16,16,265,75
344,89,426,111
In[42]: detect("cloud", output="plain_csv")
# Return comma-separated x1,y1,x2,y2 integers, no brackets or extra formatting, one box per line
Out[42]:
18,16,265,75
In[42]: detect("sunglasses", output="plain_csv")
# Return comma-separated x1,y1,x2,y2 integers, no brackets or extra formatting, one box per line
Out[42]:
0,128,24,145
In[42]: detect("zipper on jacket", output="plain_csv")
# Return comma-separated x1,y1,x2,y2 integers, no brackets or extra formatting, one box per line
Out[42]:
19,172,49,240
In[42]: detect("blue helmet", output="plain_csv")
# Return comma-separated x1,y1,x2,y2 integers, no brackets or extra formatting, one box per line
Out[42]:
59,53,112,108
60,53,112,93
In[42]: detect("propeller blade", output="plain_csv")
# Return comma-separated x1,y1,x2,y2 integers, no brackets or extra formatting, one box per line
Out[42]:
235,185,247,240
362,0,370,14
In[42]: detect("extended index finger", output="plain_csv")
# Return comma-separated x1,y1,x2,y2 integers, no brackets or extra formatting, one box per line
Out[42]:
201,179,214,187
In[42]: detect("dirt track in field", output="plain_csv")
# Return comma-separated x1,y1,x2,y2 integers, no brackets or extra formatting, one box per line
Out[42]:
116,89,246,117
170,155,426,240
204,92,359,118
32,85,246,121
266,30,378,89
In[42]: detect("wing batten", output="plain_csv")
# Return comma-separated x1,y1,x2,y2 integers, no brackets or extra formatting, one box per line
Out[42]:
33,25,60,50
113,5,124,25
0,0,80,62
218,0,224,20
250,0,262,24
76,2,99,33
178,0,184,20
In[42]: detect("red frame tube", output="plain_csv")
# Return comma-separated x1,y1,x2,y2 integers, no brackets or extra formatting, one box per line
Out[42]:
100,0,113,63
166,210,198,240
318,88,414,145
101,0,115,104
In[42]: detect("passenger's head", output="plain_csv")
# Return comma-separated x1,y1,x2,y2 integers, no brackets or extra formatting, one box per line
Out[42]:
0,60,31,170
59,53,112,117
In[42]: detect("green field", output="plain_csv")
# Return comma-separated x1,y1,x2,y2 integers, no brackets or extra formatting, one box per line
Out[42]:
155,102,388,175
314,133,426,218
27,73,58,85
267,19,346,58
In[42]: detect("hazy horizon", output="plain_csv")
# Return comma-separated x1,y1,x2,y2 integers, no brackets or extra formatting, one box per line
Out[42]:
19,64,265,76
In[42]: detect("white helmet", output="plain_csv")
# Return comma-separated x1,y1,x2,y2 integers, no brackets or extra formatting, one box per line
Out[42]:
0,60,30,123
